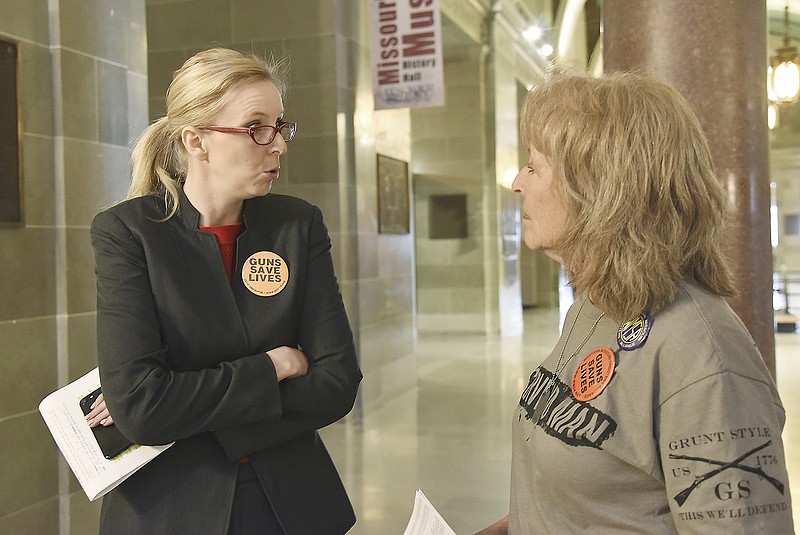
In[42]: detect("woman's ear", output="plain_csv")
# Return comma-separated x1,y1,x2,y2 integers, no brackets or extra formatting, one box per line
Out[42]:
180,126,208,161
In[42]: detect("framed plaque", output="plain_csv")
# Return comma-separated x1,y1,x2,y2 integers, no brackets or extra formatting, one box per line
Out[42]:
377,153,409,234
0,39,21,225
429,194,467,239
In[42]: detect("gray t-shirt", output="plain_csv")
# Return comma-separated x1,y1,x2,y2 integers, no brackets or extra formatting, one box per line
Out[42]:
510,284,793,534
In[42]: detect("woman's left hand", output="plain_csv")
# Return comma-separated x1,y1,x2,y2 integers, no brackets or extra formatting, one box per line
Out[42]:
85,393,115,427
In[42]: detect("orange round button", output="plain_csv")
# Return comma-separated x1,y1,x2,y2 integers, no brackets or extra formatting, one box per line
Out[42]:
571,347,616,402
242,251,289,297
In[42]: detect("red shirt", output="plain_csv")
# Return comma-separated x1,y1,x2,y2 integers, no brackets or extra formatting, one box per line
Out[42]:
199,223,245,282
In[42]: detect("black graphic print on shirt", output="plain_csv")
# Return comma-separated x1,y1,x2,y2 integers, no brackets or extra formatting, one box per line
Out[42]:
518,366,790,525
665,427,789,521
518,367,616,448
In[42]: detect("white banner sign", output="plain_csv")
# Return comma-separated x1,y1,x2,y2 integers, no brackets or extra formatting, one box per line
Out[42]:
368,0,445,110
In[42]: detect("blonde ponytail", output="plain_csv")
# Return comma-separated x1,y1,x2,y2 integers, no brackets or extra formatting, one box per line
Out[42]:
128,116,185,218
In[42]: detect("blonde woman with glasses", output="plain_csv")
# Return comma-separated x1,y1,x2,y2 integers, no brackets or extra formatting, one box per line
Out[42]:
85,48,361,535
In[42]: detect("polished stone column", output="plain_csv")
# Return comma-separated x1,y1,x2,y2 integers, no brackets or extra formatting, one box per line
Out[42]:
603,0,775,374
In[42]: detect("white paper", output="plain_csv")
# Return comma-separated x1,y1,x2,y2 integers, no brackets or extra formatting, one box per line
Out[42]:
38,367,172,501
403,489,458,535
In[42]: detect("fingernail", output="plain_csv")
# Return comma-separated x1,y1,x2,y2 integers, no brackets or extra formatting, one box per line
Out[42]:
100,419,107,426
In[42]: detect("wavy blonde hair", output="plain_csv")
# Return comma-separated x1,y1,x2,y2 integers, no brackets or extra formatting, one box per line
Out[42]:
128,48,288,217
521,71,735,321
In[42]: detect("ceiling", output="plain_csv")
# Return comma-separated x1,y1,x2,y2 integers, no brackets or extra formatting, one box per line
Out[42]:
768,0,800,39
767,0,800,11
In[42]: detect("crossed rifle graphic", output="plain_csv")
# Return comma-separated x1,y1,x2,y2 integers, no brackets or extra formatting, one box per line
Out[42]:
668,440,784,506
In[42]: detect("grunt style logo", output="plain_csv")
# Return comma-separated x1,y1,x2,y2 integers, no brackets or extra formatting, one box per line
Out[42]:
519,367,617,448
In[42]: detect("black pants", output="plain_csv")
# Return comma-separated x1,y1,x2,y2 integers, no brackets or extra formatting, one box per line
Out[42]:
227,462,285,535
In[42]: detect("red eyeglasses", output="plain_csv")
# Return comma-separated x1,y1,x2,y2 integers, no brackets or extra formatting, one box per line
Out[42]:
201,121,297,145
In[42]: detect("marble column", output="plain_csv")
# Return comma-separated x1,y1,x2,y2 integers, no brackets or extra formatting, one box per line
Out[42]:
603,0,775,375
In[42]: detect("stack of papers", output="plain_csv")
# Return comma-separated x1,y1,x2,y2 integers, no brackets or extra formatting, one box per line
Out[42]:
38,367,172,501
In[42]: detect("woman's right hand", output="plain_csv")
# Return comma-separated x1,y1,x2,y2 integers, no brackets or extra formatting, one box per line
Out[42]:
267,346,309,381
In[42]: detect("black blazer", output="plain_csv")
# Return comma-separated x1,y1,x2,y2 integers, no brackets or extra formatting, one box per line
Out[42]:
90,191,361,534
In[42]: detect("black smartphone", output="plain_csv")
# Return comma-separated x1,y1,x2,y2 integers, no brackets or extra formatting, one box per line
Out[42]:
79,387,133,459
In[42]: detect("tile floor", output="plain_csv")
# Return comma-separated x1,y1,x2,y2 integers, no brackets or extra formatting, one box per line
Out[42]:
321,307,800,534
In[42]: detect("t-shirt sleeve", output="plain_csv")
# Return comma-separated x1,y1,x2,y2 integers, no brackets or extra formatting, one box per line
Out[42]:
658,371,794,534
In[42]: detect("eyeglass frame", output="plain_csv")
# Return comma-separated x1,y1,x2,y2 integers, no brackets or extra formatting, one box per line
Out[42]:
200,121,297,145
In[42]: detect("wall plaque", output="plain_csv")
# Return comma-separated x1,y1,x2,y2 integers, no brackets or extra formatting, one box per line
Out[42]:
377,154,410,234
0,40,21,225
